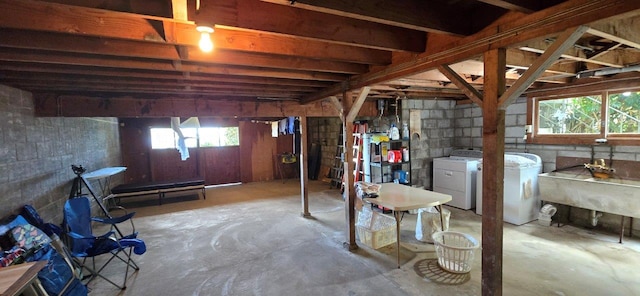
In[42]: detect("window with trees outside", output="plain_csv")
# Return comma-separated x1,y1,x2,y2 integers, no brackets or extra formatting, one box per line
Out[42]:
150,127,239,149
530,90,640,145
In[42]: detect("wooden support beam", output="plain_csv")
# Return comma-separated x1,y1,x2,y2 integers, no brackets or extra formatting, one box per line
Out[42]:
32,94,379,118
345,87,371,122
338,87,370,249
499,26,589,108
437,65,484,107
482,48,506,296
0,73,320,93
341,90,358,250
0,48,356,85
0,62,331,88
328,96,345,121
299,115,311,217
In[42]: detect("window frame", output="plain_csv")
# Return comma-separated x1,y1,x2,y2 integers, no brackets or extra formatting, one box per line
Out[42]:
149,126,240,150
527,88,640,146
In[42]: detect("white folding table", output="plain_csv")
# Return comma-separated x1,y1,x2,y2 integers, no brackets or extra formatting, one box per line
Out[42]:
363,183,452,268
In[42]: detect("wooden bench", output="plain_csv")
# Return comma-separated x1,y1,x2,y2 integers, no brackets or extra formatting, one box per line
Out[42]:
107,179,206,205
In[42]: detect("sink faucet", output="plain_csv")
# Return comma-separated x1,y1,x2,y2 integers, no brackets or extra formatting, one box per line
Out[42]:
584,159,615,178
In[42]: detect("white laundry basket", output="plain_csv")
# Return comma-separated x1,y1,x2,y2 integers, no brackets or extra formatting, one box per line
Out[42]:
432,231,479,273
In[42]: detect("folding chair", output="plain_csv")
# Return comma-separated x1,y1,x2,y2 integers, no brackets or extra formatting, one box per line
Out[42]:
63,196,146,289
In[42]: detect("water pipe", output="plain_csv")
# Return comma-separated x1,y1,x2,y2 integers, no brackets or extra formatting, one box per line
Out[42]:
590,210,603,227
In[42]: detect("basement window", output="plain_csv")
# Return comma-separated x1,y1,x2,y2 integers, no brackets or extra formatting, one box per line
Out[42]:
537,94,602,135
199,127,239,147
529,89,640,145
150,127,239,149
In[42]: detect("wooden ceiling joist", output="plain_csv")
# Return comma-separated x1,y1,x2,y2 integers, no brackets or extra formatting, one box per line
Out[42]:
261,0,473,35
499,26,589,108
0,0,639,108
189,0,426,52
300,0,640,104
0,61,344,82
0,0,391,65
476,0,562,13
0,29,368,74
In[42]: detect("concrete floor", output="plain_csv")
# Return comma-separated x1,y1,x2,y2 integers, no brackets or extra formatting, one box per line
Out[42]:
88,180,640,295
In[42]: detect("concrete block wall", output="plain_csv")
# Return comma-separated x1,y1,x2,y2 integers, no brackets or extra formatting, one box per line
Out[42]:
402,99,457,189
453,96,640,236
307,117,342,179
0,84,121,225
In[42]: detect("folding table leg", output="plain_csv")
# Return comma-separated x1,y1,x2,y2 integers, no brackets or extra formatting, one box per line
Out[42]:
394,210,401,268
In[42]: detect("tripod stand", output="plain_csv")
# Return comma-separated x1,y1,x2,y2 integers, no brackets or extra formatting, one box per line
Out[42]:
69,164,124,237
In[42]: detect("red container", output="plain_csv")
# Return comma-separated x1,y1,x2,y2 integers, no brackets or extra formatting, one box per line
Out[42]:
387,150,402,163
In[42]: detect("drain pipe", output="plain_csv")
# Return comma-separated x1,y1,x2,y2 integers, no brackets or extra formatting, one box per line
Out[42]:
590,210,603,226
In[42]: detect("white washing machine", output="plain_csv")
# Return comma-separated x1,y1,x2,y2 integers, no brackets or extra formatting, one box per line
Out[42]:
433,150,483,210
476,153,542,225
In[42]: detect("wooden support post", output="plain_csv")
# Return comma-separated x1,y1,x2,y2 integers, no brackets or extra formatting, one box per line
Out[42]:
343,118,357,250
299,115,310,217
343,87,370,250
482,48,506,296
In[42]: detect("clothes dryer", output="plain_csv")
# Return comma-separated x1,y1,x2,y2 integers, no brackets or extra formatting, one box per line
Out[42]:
433,150,482,210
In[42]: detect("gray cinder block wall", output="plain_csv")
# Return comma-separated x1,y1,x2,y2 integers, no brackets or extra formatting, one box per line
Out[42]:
0,84,121,225
454,96,640,236
307,117,342,178
402,99,457,190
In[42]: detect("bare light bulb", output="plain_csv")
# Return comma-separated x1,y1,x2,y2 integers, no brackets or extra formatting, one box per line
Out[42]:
196,25,214,52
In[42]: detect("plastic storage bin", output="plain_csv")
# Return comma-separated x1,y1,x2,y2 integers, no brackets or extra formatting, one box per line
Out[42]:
356,208,396,249
432,231,479,273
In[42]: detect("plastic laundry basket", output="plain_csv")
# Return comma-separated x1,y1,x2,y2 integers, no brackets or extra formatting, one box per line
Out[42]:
432,231,479,273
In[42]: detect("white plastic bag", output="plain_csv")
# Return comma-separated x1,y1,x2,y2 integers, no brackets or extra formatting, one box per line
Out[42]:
415,207,451,243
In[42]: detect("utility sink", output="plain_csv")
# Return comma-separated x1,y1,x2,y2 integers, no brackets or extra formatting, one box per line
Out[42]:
538,172,640,218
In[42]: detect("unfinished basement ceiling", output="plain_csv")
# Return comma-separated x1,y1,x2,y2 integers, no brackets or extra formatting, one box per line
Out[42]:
0,0,639,110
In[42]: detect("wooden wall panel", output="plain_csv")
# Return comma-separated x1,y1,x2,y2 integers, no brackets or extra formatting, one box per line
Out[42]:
119,118,151,183
149,148,200,181
240,121,275,182
201,147,241,185
121,117,297,185
276,132,296,179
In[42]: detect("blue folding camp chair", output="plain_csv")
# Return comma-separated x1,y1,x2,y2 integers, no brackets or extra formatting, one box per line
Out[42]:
63,196,146,289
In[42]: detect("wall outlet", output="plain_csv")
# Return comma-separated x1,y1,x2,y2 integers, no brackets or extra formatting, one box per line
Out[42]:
524,125,533,133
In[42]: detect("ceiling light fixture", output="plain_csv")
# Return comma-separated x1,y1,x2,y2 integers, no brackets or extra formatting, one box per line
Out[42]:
196,24,214,52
